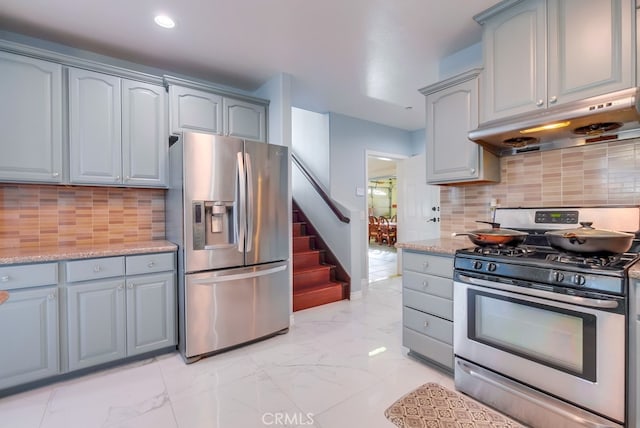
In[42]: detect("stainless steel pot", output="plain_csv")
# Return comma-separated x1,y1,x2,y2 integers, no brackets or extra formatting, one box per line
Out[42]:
453,221,529,247
544,222,635,255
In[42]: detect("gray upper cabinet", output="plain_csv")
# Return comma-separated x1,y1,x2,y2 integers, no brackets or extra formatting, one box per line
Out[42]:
223,97,267,142
478,0,635,123
69,68,167,187
420,69,500,184
69,68,122,185
0,51,63,183
122,80,167,187
168,82,268,142
169,85,223,135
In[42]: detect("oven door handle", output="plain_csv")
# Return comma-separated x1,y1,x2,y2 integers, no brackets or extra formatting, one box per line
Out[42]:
457,274,619,309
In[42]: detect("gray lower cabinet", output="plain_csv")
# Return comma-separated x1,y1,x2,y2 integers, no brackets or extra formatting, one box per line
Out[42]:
402,250,454,370
126,272,176,356
0,263,60,389
64,253,176,372
66,278,127,370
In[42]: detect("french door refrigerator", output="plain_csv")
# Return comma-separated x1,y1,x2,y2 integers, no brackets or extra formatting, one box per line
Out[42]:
166,132,289,363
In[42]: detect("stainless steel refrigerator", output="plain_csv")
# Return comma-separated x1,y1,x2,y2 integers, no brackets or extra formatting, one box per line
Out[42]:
166,132,289,363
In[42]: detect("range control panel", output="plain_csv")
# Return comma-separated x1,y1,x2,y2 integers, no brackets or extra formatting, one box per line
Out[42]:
534,210,579,224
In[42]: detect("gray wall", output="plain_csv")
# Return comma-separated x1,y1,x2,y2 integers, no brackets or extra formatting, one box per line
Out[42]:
291,108,330,189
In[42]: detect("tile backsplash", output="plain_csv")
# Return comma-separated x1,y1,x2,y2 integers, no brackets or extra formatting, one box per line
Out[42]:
0,184,165,249
440,138,640,235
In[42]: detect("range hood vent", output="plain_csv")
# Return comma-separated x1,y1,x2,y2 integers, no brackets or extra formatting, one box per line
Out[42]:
468,87,640,156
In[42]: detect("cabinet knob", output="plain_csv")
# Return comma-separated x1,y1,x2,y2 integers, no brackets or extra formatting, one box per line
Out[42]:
52,172,60,178
549,96,558,104
1,275,9,282
147,261,155,268
48,290,57,300
423,321,429,328
118,284,124,290
470,168,476,174
93,265,102,273
115,176,121,182
127,283,134,289
422,280,429,288
125,176,130,181
422,261,429,269
536,99,544,107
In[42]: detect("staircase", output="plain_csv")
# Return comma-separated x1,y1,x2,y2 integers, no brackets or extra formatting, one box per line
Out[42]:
292,204,349,311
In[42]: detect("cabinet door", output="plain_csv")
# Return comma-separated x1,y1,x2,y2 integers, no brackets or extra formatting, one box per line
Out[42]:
0,286,59,389
481,0,546,122
223,97,267,142
66,279,126,371
126,272,176,356
169,85,222,135
122,80,167,187
426,78,482,183
547,0,633,105
0,52,63,183
69,68,122,184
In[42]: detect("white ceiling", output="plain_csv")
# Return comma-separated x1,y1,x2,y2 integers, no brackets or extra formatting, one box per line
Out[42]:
0,0,499,131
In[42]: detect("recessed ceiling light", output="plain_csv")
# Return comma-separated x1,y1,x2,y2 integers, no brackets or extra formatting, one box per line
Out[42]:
154,14,175,29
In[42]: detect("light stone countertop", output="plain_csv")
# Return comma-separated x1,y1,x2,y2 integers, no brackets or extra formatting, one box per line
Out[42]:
628,264,640,280
395,237,471,256
0,240,178,265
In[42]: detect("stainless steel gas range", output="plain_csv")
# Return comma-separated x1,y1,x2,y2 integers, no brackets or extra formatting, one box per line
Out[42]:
453,207,640,428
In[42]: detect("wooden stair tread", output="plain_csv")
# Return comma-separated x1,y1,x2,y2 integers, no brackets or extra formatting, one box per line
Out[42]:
293,263,334,274
294,280,344,293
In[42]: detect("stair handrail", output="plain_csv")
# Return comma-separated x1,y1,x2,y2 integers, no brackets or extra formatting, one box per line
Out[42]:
292,152,350,224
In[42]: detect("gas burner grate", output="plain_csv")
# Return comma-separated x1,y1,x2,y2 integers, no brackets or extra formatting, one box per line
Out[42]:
545,253,622,268
472,246,535,257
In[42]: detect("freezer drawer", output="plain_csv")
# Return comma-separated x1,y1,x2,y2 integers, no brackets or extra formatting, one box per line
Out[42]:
184,261,289,359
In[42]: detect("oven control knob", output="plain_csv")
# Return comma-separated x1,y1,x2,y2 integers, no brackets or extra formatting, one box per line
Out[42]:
487,262,497,272
552,271,565,282
572,274,586,286
473,261,483,270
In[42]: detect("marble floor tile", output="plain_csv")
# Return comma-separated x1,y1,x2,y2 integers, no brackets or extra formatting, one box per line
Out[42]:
0,276,453,428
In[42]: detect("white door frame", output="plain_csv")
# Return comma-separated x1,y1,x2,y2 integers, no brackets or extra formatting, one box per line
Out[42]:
365,150,408,282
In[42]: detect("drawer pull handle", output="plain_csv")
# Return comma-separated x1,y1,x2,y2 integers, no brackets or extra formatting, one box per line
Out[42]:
147,261,155,268
93,265,102,273
1,275,9,282
423,321,429,328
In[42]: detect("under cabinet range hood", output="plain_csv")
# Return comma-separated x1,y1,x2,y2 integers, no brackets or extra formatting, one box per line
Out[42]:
469,87,640,156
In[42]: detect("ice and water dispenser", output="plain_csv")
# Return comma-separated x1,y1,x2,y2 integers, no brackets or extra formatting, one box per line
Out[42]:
192,201,237,250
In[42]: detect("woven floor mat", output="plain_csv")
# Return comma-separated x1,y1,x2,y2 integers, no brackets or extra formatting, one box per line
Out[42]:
385,382,527,427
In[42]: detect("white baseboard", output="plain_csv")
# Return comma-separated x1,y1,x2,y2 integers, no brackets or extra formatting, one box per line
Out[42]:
350,290,363,300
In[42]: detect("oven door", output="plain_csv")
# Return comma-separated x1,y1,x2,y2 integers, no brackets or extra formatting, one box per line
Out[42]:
454,273,625,423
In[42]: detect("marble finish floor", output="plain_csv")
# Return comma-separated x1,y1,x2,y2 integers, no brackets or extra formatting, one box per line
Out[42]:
0,276,453,428
368,243,398,283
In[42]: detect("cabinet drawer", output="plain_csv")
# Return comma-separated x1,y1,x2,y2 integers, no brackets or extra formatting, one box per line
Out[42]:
403,251,453,278
65,257,125,283
0,263,58,291
126,253,175,275
403,271,453,300
403,327,453,370
403,307,452,345
403,288,453,321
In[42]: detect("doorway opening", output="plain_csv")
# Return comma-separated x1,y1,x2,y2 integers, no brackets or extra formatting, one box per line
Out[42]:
367,154,400,283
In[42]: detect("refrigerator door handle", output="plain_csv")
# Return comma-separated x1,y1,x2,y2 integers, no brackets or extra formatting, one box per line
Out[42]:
236,151,246,253
190,264,287,284
245,152,254,252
